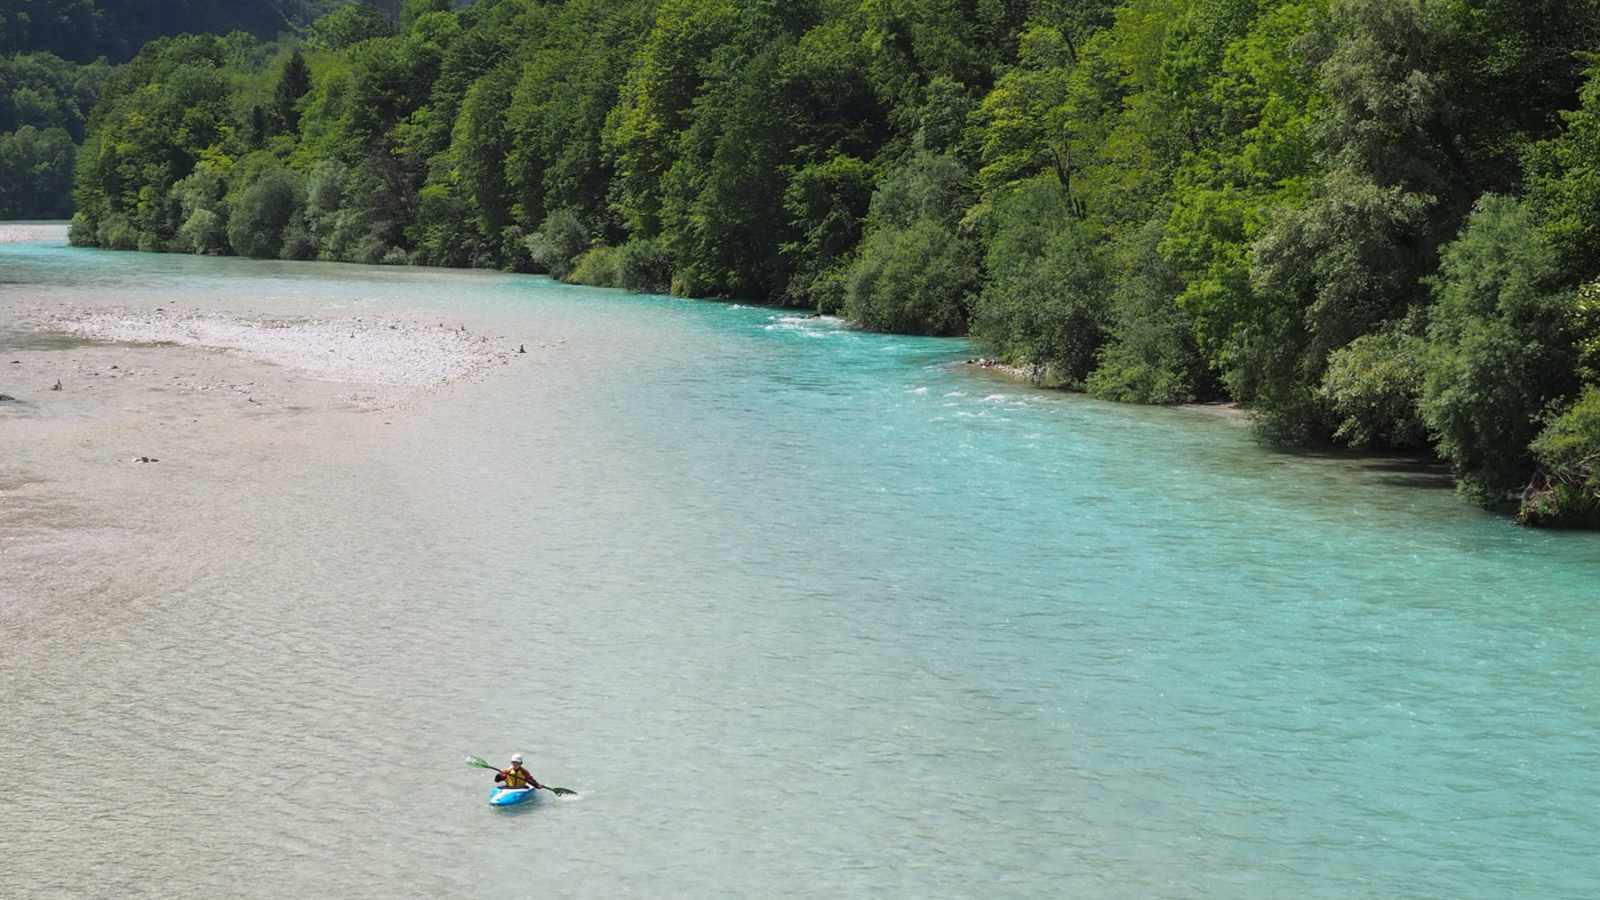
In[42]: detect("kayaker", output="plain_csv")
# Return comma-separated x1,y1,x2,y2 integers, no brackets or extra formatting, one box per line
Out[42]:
495,754,543,791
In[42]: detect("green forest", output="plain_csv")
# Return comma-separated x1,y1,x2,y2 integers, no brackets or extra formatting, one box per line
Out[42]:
0,0,376,216
37,0,1600,526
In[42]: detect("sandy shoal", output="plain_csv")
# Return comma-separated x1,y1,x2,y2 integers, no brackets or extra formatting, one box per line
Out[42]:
0,301,523,610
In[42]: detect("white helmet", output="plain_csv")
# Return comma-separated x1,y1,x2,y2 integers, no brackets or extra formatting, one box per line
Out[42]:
510,754,523,765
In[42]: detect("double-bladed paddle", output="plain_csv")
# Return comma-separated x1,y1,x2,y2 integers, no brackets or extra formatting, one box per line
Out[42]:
466,755,578,796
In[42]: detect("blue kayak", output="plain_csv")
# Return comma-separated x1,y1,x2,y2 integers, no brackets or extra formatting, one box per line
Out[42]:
488,787,539,808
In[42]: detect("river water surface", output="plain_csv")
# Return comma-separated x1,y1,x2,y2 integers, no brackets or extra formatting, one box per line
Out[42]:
3,229,1598,898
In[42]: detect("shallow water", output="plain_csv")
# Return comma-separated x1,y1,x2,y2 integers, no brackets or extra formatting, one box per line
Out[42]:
3,230,1599,898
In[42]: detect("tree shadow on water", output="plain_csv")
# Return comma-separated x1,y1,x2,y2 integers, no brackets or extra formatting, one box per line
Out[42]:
1266,445,1456,491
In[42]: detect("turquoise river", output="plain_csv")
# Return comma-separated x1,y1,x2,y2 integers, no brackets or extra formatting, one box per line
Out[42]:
2,228,1598,898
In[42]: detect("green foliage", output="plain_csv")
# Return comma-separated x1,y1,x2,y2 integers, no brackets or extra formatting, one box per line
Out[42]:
96,212,136,249
844,152,977,335
447,65,515,247
567,244,624,288
866,151,970,231
603,0,740,238
648,3,890,302
170,164,229,253
657,38,792,298
1525,62,1600,286
846,218,976,336
1238,169,1433,440
227,167,304,259
0,52,111,215
272,50,312,136
299,158,346,255
915,75,975,156
309,4,395,51
1088,218,1205,404
401,0,452,32
616,238,672,294
412,180,472,267
505,0,649,243
782,153,874,310
975,23,1077,197
0,124,75,216
974,175,1110,386
1,52,111,139
70,35,239,245
857,0,1035,107
1522,388,1600,527
526,208,589,281
1319,323,1428,448
177,207,226,255
1421,195,1579,501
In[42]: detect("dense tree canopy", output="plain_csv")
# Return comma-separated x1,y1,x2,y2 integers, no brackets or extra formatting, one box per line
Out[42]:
0,1,386,216
0,51,110,215
55,0,1600,526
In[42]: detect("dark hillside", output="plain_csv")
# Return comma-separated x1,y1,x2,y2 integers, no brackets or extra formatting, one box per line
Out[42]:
0,1,364,62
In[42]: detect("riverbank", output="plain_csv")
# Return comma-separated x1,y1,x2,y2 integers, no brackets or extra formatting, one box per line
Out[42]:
3,298,520,401
963,356,1249,424
0,222,69,242
0,299,524,613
